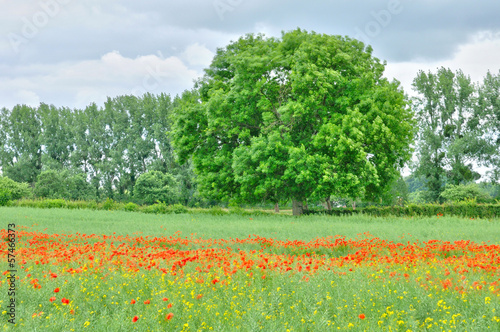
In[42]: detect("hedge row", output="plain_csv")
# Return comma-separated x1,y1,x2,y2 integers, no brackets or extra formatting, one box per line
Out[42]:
4,198,500,218
304,201,500,218
5,198,275,216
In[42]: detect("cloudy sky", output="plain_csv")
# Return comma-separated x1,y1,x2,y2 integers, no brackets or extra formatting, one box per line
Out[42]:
1,0,500,110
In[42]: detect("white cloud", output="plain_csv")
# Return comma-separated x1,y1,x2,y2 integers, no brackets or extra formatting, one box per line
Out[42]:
15,90,40,107
0,50,202,109
180,43,215,67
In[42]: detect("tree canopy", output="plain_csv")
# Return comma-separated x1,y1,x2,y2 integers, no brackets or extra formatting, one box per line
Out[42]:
0,94,199,205
171,29,415,214
412,68,497,202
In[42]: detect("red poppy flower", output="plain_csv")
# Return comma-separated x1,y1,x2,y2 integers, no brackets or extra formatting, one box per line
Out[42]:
359,314,366,319
54,288,60,293
130,299,136,304
61,298,70,304
132,316,139,323
167,303,172,309
163,297,168,302
144,299,150,304
165,313,174,320
49,296,56,302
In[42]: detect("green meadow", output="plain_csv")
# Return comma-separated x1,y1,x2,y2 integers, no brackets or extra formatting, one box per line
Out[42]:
1,207,499,331
2,206,499,243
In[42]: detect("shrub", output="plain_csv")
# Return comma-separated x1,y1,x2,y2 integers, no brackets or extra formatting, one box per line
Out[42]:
0,176,32,200
34,170,95,201
101,198,118,211
440,183,492,203
141,201,170,214
66,173,96,201
123,202,139,212
134,171,179,205
170,204,188,214
0,188,12,206
34,170,66,199
39,199,67,209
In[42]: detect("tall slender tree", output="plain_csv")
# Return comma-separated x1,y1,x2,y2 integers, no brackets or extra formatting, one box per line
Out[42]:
0,105,42,185
412,68,489,201
478,70,500,181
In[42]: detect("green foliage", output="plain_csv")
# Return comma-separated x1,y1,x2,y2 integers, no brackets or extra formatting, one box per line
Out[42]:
412,68,493,201
170,203,188,214
306,202,499,218
0,176,32,200
0,105,43,184
34,170,95,201
141,201,170,214
479,182,500,199
66,173,95,201
101,198,119,211
478,70,500,182
0,94,195,203
440,183,492,203
0,188,12,206
303,207,355,216
122,202,139,212
171,29,415,214
134,171,179,205
34,169,65,198
207,206,228,216
379,175,409,205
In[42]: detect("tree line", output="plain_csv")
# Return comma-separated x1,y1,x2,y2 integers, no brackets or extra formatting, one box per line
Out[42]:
1,29,499,213
0,93,199,206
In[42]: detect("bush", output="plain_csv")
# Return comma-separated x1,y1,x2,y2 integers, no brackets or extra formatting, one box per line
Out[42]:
440,183,492,203
141,201,170,214
170,203,188,214
101,198,119,211
39,199,67,209
122,202,139,212
134,171,179,205
0,176,32,200
66,173,96,201
0,188,12,206
34,170,95,201
34,170,65,198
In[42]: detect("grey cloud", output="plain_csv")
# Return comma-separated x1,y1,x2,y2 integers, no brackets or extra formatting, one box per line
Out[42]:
4,0,500,65
1,0,500,109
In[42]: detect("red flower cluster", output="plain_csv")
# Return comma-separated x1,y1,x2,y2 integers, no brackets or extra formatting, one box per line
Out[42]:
2,228,499,308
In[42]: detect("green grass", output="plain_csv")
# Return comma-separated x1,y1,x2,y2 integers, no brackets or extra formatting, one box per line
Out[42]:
1,206,499,243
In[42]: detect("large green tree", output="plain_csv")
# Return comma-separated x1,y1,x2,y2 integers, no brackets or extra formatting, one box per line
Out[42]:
39,103,74,170
171,29,414,214
412,68,490,202
0,105,43,185
478,70,500,181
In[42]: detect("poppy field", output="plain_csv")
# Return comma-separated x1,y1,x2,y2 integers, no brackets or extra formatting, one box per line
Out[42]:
1,208,499,331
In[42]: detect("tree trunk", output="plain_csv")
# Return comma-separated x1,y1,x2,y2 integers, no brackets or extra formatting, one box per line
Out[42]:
326,197,332,211
292,200,303,216
352,201,356,210
304,199,308,211
274,202,279,213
